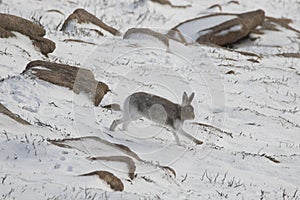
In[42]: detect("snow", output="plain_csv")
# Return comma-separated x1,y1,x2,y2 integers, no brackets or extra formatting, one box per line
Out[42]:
216,24,243,36
123,31,168,48
0,0,300,199
176,15,237,42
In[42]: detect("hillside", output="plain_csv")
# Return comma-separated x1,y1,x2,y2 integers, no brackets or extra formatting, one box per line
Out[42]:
0,0,299,199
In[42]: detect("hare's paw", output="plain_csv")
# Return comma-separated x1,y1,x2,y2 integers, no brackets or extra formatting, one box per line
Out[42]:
109,120,117,131
193,138,203,145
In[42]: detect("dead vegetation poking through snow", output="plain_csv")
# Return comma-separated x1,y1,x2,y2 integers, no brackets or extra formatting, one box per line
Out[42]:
48,136,143,161
61,8,121,36
150,0,191,8
275,53,300,59
0,103,30,125
22,60,109,106
80,170,124,191
88,156,136,180
261,17,300,34
172,9,265,46
0,13,55,55
101,103,121,111
192,122,233,138
124,28,169,47
48,136,177,188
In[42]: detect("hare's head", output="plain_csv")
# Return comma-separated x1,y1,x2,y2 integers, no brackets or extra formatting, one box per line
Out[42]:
180,92,195,120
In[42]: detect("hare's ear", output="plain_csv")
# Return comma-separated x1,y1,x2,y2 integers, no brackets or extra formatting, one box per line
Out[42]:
182,92,189,105
188,92,195,103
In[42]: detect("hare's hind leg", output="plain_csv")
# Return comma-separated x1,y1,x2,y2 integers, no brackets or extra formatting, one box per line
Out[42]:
180,130,203,145
173,119,203,145
109,119,119,131
171,130,181,145
109,116,131,131
122,121,130,131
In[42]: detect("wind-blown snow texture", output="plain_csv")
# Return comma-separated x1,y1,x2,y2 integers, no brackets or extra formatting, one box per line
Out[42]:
0,0,300,199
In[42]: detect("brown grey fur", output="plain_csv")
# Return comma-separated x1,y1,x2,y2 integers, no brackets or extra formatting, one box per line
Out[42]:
109,92,202,145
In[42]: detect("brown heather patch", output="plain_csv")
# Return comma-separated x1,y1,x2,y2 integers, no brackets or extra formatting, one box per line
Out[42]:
0,13,45,37
48,136,143,161
23,60,109,106
275,53,300,59
61,9,121,36
265,16,300,34
31,36,56,56
227,1,240,5
0,13,55,55
48,136,177,180
124,28,169,47
150,0,191,8
0,26,15,38
62,38,96,45
0,103,30,125
172,9,265,46
207,4,222,11
80,171,124,191
88,156,136,180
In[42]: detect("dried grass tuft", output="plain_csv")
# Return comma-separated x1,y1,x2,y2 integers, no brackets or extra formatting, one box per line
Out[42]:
80,171,124,191
150,0,191,8
124,28,169,47
88,156,136,180
0,103,30,125
275,53,300,59
61,9,121,36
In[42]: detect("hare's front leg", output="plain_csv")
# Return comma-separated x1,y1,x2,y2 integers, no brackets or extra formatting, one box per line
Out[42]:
174,119,203,145
171,130,181,145
109,119,120,131
179,129,203,145
109,116,131,131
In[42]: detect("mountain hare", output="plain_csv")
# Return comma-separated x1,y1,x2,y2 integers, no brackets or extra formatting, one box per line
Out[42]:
109,92,203,145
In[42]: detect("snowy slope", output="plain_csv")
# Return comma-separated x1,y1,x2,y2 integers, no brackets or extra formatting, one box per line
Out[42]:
1,0,300,199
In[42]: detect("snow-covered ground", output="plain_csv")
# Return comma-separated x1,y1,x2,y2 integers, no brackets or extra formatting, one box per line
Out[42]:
0,0,299,199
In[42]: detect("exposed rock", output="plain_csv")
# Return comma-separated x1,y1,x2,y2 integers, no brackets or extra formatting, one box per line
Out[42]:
80,171,124,191
171,9,265,46
0,13,55,55
0,103,30,125
61,8,121,36
124,28,169,47
22,60,109,106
